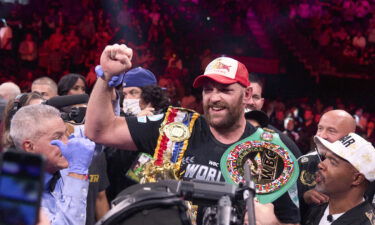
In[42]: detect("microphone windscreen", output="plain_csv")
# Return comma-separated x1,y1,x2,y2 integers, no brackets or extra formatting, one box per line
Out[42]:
327,215,333,222
44,94,89,109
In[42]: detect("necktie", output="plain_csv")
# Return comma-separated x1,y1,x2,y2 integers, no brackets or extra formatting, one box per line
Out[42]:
48,171,61,192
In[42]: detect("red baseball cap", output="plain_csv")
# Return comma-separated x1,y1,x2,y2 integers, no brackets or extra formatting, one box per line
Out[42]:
193,57,250,88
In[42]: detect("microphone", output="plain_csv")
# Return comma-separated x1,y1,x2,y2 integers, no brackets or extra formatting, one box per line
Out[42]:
243,160,256,225
217,196,232,225
44,94,89,109
327,214,333,222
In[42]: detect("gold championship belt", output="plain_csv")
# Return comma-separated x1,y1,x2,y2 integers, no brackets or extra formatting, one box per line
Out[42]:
133,107,200,223
220,128,299,203
161,122,191,142
132,107,199,182
127,106,200,183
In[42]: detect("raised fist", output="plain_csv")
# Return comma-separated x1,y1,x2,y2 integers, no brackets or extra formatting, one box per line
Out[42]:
100,44,133,80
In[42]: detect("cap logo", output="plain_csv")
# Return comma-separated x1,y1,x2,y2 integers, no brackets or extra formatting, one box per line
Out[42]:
214,61,231,72
204,57,238,79
340,135,355,148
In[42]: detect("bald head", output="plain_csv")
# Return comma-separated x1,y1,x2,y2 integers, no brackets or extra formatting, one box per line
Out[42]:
0,82,21,101
31,77,58,100
316,109,356,142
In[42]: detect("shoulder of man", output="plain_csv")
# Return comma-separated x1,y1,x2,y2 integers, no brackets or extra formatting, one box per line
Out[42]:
298,152,320,165
364,205,375,225
297,153,320,189
303,203,327,225
333,202,375,225
268,125,302,158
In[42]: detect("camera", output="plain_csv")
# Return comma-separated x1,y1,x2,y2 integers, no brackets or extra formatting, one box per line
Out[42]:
44,94,89,124
96,179,254,225
61,106,87,124
0,151,45,225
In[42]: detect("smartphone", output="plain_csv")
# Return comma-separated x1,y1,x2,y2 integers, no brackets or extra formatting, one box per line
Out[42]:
0,151,45,225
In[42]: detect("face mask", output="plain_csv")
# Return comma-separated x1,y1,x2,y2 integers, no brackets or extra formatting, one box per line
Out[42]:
123,98,141,116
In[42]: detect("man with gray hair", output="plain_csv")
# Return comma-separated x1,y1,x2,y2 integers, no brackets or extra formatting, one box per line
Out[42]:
0,81,21,101
10,104,95,225
31,77,58,100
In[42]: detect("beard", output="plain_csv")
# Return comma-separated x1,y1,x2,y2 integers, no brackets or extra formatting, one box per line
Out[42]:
203,93,244,130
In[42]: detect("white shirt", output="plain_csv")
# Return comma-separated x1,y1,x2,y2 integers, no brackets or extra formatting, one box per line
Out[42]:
318,207,344,225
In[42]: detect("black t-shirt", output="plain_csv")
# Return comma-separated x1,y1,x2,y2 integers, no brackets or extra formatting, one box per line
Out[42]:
303,201,375,225
86,151,109,225
127,115,255,182
105,147,139,202
297,152,321,222
126,113,300,223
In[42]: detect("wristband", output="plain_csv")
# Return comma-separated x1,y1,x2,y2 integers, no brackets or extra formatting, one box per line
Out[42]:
95,65,105,79
95,65,125,87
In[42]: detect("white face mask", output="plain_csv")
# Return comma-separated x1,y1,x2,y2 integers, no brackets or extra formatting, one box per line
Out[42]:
123,98,141,116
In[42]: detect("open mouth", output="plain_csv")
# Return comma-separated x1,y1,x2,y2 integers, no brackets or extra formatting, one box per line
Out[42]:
210,106,225,111
57,151,64,158
315,171,323,183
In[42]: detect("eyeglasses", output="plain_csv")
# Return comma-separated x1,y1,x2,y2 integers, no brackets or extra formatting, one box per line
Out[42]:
252,95,263,101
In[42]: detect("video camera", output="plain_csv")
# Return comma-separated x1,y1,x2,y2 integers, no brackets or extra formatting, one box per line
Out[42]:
44,94,89,124
96,162,256,225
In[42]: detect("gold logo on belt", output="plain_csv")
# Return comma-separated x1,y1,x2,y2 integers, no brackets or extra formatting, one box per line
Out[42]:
300,170,316,187
160,122,191,142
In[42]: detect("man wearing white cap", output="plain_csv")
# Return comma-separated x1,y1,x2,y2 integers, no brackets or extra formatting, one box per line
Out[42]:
303,133,375,225
298,110,359,222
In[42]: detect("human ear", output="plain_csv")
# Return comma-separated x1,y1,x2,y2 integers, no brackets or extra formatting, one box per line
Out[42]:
243,86,252,104
352,172,366,186
22,140,34,153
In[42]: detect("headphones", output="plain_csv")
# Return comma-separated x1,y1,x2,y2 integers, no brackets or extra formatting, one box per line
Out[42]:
9,93,29,120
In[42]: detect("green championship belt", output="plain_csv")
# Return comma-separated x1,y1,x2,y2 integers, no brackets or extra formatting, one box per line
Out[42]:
220,127,299,204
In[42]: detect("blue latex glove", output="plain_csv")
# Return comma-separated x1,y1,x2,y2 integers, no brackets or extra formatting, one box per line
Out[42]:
51,137,95,175
95,65,125,87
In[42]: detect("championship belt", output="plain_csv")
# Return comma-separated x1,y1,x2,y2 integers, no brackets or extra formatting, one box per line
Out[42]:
138,106,199,183
220,127,299,204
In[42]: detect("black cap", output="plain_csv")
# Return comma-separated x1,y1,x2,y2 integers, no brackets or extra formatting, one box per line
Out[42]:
245,110,269,128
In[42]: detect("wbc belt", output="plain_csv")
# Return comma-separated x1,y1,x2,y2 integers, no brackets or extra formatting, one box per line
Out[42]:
220,127,300,204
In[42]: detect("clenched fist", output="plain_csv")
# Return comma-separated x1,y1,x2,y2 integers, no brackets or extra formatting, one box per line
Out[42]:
100,44,133,80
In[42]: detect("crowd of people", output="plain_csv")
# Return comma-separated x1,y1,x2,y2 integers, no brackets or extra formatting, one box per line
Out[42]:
0,0,253,94
0,43,374,225
286,0,375,73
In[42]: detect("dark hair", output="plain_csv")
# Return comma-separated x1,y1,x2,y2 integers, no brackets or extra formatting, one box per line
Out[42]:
249,72,264,90
57,73,87,96
140,85,170,113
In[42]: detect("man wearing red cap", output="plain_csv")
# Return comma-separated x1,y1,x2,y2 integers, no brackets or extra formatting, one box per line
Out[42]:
86,44,253,182
85,44,295,224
